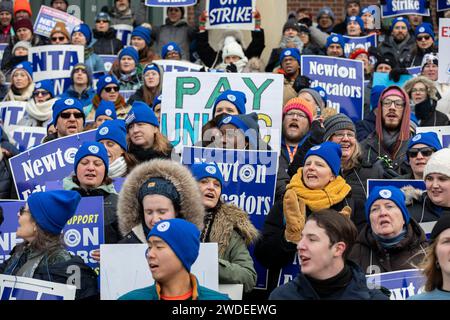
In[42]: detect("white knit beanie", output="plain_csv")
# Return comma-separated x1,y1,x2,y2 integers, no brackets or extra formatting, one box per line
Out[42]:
222,36,246,61
423,148,450,179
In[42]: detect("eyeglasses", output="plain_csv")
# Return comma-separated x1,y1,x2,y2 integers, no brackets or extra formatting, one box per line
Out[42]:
407,147,435,158
333,131,356,140
33,90,50,97
417,35,431,41
382,99,405,109
103,86,119,93
411,88,427,94
60,112,84,119
285,111,307,119
51,36,66,42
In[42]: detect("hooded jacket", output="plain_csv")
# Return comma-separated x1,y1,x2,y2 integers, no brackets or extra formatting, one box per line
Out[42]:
92,28,123,55
349,219,427,274
204,202,259,293
117,159,204,243
154,18,195,61
403,186,450,223
60,86,96,108
269,260,389,300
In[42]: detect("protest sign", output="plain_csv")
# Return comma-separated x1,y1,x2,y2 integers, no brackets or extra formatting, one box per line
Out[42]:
64,197,104,274
369,5,381,29
0,102,26,130
407,66,422,77
206,0,255,30
160,72,283,153
367,179,426,197
9,130,96,200
438,0,450,11
0,201,25,264
372,71,413,88
0,275,76,300
153,59,203,72
439,18,450,83
278,254,300,286
100,243,219,300
416,125,450,147
8,126,47,152
145,0,197,6
119,90,136,103
366,269,426,300
382,0,430,18
33,5,82,39
343,34,377,58
0,43,7,66
182,146,278,290
301,55,364,122
112,25,133,46
99,55,117,72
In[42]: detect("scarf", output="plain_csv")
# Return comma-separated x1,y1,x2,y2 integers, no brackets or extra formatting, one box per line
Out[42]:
216,57,249,73
305,264,353,298
108,156,128,178
5,83,35,102
129,143,168,163
280,35,304,51
25,98,55,121
286,168,351,212
119,69,137,82
381,127,401,155
373,226,407,249
414,98,435,121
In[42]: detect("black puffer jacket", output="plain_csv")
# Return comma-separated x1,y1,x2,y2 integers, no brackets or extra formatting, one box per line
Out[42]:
403,186,450,223
0,129,19,199
92,28,123,55
414,98,450,127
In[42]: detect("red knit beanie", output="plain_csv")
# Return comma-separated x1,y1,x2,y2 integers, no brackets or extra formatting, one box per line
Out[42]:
283,97,314,125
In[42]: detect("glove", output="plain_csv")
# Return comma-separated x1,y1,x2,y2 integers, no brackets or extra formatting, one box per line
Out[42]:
340,206,352,219
283,189,306,244
388,68,409,83
199,10,207,32
226,63,237,73
254,10,261,30
310,120,325,144
293,75,311,93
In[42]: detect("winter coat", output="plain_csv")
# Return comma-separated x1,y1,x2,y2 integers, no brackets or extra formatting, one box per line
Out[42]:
409,46,437,67
356,110,376,142
127,86,147,106
63,177,121,244
153,19,195,61
118,274,229,300
204,202,259,293
0,129,19,199
117,159,205,242
269,261,389,300
0,244,99,300
403,186,450,223
197,30,265,69
377,35,416,68
414,98,450,127
127,142,172,165
113,70,143,91
92,28,123,55
349,219,428,274
101,5,146,27
1,34,44,74
360,131,411,176
59,86,96,108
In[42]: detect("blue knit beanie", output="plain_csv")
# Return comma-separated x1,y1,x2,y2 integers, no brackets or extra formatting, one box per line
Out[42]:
34,79,55,98
131,26,151,46
217,112,260,148
191,162,224,189
408,132,442,156
326,34,346,49
72,23,92,45
147,218,200,272
415,22,435,40
96,119,127,152
390,17,411,32
12,61,33,80
52,98,85,125
96,74,119,96
152,94,162,110
28,190,81,235
346,15,365,32
125,101,159,128
95,100,117,121
212,90,247,116
279,47,301,65
119,46,139,65
74,141,109,177
304,141,342,176
161,41,182,58
143,63,161,75
365,186,410,225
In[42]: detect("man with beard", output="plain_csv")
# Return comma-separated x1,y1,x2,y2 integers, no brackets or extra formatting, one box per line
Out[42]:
360,86,412,176
101,0,146,28
325,34,346,58
378,17,416,68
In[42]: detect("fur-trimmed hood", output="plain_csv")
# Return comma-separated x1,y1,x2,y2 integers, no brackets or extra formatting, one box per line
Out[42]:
401,185,424,206
209,203,259,257
117,159,204,237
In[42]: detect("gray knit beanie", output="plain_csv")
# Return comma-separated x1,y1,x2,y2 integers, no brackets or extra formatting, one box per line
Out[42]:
299,88,326,110
323,114,355,141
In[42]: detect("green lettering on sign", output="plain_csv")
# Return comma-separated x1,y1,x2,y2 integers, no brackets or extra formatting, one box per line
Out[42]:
205,77,231,109
243,78,274,110
176,77,200,109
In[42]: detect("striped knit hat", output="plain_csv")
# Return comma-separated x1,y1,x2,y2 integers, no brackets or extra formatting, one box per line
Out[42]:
323,114,355,141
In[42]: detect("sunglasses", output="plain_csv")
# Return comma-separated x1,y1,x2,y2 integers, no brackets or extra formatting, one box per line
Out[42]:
407,147,435,158
33,90,50,97
60,112,84,119
103,86,119,93
51,36,66,42
417,35,431,41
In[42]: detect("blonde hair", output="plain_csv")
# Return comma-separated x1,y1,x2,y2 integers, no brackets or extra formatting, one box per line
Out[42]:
403,76,438,101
